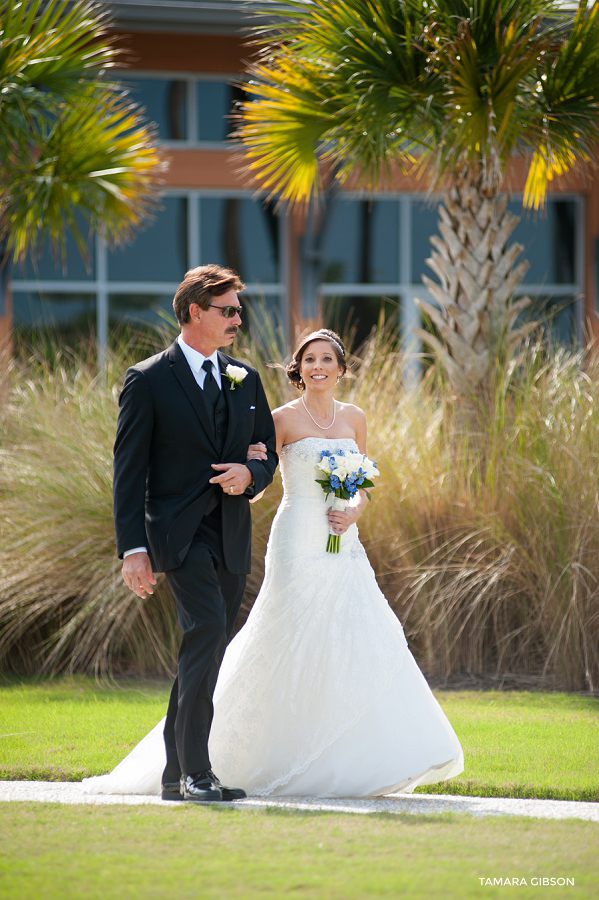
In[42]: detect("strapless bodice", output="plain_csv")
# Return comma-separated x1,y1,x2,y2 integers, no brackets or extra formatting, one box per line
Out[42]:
280,436,359,500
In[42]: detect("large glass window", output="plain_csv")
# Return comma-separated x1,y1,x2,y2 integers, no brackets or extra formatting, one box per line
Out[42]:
197,81,245,142
118,76,244,145
12,291,96,336
200,197,279,283
319,197,400,345
410,196,580,347
322,199,399,284
108,197,188,283
323,294,400,347
9,186,582,353
10,191,284,347
109,293,176,328
16,221,95,282
411,201,439,283
411,197,578,287
522,295,578,346
122,78,188,141
510,200,576,285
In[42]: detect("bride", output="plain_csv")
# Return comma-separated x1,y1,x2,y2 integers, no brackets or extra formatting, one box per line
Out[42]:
84,329,463,798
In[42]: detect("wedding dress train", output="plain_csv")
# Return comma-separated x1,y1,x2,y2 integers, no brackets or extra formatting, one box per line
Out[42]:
84,437,463,797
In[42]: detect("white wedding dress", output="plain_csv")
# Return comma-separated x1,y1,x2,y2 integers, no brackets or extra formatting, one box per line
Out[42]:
84,437,463,797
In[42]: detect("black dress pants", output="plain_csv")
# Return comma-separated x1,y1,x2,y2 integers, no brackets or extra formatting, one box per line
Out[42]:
162,518,245,781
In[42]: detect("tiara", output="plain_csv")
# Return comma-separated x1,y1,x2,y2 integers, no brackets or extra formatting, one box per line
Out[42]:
303,331,345,359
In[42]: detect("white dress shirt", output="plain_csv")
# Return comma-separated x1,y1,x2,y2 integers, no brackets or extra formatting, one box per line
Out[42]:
176,333,222,389
123,334,222,558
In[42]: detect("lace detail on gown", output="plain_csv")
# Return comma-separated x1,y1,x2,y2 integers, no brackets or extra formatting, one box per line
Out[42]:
83,436,463,798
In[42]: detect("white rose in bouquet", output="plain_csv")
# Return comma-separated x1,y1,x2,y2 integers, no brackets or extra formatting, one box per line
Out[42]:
362,457,380,480
334,459,350,478
346,452,366,470
316,455,333,475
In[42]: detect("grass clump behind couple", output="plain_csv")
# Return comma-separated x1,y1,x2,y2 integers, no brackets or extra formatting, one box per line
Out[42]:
0,321,598,693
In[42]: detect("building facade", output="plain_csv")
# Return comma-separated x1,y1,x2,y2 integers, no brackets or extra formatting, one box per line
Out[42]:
3,0,599,354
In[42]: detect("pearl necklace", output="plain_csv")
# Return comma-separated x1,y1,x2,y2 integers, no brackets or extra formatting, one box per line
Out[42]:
302,394,336,430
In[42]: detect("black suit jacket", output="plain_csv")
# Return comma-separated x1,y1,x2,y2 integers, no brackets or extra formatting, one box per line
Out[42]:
113,340,278,574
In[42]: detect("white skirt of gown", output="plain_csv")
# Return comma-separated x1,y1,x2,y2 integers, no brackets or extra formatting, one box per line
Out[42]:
84,437,463,798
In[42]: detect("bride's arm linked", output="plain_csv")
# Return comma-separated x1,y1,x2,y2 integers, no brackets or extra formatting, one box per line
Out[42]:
244,404,289,502
246,441,268,502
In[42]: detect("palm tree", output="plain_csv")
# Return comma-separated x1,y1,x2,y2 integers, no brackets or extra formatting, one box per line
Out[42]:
0,0,164,267
238,0,599,396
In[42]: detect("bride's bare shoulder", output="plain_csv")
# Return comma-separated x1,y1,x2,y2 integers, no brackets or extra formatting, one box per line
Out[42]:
337,401,367,425
272,399,302,422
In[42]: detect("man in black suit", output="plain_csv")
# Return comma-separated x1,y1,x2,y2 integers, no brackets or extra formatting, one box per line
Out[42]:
113,264,278,803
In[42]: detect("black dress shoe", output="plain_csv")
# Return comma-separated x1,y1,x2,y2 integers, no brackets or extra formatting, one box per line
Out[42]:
207,770,247,801
161,781,183,801
181,771,224,803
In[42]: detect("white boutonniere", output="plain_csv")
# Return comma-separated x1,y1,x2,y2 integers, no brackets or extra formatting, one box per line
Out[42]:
224,364,248,390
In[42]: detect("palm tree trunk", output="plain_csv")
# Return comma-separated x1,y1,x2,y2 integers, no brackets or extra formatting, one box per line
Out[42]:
414,176,535,398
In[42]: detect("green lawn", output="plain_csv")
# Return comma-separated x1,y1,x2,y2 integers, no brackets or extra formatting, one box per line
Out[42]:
0,677,597,801
0,677,169,782
418,691,599,802
0,803,596,900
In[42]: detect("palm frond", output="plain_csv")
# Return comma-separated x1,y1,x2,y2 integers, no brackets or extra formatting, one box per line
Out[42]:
433,11,547,192
2,84,166,263
240,0,435,200
521,0,599,207
242,0,599,208
0,0,115,96
241,55,334,202
0,0,165,263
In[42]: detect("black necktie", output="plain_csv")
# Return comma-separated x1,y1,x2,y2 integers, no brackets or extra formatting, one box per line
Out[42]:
201,359,220,408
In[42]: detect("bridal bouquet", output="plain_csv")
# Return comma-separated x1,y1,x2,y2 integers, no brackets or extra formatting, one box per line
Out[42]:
315,449,379,553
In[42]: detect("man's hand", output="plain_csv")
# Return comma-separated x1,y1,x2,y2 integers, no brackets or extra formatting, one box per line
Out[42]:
246,442,268,461
122,552,157,598
210,462,253,495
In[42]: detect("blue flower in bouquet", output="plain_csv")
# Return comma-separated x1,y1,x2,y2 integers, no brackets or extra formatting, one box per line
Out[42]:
344,473,359,497
314,448,380,553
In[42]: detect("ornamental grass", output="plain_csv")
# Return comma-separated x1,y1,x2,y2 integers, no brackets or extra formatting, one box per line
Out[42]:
0,321,598,690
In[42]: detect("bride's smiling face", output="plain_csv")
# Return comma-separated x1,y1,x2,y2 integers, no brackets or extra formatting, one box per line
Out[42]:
300,340,343,390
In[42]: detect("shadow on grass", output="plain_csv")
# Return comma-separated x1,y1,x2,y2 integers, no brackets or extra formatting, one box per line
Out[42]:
262,807,457,824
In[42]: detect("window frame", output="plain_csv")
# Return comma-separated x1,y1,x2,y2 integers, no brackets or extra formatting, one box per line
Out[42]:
319,191,584,347
11,188,288,347
113,69,244,149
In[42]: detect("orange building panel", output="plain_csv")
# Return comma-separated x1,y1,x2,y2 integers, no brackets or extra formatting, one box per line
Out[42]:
111,30,252,74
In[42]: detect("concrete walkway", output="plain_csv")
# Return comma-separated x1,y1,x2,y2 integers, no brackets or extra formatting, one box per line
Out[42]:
1,781,597,822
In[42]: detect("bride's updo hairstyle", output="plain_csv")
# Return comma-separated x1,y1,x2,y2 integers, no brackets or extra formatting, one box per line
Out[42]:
286,329,347,392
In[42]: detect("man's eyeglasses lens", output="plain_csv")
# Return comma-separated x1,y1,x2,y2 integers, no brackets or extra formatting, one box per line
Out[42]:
209,304,243,318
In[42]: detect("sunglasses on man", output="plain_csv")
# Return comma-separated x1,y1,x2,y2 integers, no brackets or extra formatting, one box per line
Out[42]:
209,304,243,318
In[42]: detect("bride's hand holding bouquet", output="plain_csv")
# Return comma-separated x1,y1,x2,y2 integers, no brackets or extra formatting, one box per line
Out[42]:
317,449,379,552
